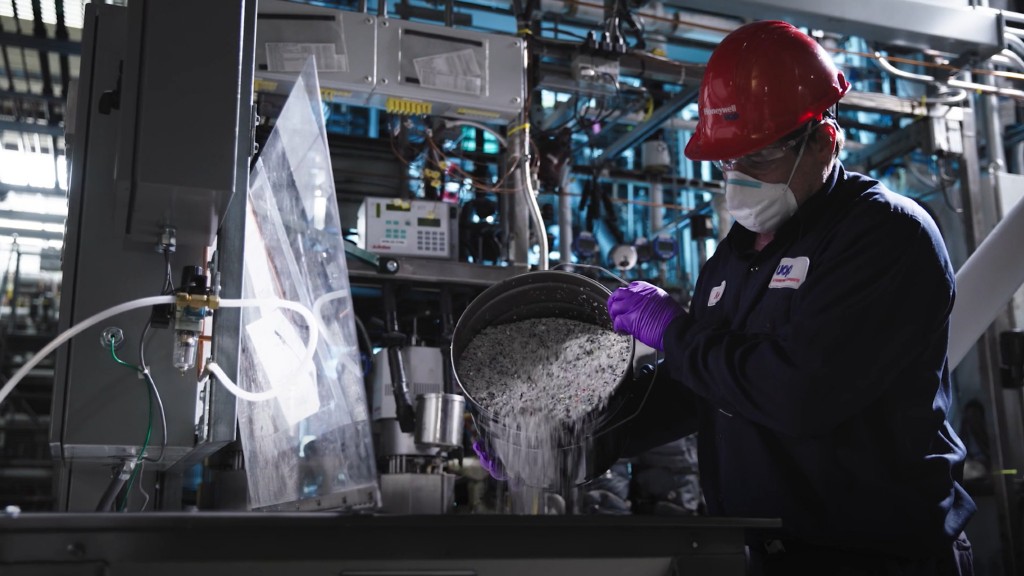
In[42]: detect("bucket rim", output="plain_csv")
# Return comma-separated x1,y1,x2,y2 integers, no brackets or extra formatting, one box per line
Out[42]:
449,269,637,442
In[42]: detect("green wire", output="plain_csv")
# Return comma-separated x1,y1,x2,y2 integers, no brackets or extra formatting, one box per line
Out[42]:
110,339,143,372
119,388,152,511
109,339,153,511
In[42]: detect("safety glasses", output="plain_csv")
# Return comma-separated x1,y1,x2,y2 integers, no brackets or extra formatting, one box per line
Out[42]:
713,120,820,172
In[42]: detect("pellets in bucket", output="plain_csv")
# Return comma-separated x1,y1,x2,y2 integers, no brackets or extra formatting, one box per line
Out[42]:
458,316,632,495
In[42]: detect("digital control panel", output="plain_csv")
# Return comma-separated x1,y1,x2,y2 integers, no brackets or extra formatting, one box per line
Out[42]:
358,197,458,259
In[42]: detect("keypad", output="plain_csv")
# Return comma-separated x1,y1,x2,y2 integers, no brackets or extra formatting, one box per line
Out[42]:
416,230,447,253
383,227,408,240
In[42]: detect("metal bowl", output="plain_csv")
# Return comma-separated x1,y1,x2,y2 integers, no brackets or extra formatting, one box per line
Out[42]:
451,270,656,490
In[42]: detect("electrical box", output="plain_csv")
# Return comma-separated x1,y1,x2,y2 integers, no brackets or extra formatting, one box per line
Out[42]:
255,1,377,107
358,197,458,259
255,2,525,124
373,18,525,123
114,0,251,248
570,53,620,85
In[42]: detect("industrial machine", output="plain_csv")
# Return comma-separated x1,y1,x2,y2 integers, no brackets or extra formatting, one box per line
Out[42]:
371,346,461,514
3,0,1024,574
47,0,256,511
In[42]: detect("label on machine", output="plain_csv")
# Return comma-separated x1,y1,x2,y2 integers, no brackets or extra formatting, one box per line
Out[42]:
413,48,483,95
266,42,348,73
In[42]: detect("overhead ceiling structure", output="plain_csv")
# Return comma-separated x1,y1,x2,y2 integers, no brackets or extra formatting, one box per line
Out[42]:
0,0,1020,274
666,0,1007,60
0,0,97,272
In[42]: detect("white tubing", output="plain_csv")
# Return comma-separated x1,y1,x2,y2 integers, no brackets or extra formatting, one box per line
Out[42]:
0,293,321,408
311,289,367,388
205,361,279,402
558,162,573,266
312,289,350,348
0,295,177,409
206,297,320,402
949,193,1024,369
444,119,507,148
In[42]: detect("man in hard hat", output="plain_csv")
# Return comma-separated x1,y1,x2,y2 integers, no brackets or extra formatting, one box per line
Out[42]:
609,20,975,575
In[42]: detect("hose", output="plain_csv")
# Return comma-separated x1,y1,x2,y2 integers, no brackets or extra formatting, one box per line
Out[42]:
444,119,508,148
204,297,319,402
0,294,320,408
0,295,176,408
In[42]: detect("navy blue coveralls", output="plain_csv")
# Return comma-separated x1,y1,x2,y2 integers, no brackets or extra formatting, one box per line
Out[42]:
625,163,976,568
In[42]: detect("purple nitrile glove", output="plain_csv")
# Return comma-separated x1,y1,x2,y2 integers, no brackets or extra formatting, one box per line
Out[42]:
472,439,507,481
607,281,685,351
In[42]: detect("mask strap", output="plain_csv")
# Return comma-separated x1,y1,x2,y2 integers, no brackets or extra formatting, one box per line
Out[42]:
784,123,813,188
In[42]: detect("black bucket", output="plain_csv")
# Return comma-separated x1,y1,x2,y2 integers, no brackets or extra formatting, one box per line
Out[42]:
450,270,656,490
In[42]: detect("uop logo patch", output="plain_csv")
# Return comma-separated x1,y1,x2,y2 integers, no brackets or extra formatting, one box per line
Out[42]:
769,257,810,289
708,280,726,306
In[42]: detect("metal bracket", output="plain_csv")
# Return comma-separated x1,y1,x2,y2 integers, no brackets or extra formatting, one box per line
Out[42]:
344,241,400,274
596,88,698,165
845,113,964,173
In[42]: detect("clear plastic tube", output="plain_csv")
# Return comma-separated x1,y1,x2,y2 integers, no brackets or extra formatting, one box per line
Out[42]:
0,295,177,409
204,297,319,402
311,289,349,348
310,289,365,388
204,361,278,402
0,295,320,409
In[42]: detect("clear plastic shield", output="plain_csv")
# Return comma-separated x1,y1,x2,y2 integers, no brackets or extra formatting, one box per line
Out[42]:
237,57,378,511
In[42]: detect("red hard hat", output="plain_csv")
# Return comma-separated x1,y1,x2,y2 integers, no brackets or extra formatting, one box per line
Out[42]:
684,20,850,161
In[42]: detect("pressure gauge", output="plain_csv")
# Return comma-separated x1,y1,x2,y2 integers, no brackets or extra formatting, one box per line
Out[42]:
573,231,599,259
633,237,653,263
651,235,678,261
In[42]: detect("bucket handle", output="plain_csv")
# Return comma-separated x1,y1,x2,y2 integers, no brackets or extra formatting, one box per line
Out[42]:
593,359,659,435
552,262,629,287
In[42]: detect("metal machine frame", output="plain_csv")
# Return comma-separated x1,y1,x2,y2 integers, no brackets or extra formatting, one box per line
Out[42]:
51,0,257,511
27,0,1024,573
0,513,779,575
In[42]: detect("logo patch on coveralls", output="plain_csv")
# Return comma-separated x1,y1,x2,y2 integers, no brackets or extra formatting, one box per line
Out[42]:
769,257,810,289
708,281,726,306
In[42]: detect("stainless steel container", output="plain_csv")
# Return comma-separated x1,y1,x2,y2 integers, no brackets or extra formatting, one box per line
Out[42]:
450,270,657,490
414,392,465,449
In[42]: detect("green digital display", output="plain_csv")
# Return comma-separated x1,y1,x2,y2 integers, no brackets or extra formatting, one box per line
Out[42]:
417,217,442,228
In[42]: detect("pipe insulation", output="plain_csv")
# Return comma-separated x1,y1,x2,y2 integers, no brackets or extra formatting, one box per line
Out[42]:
558,161,573,265
650,181,664,232
949,192,1024,369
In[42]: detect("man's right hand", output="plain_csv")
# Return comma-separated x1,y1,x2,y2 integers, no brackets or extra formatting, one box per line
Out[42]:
607,281,685,351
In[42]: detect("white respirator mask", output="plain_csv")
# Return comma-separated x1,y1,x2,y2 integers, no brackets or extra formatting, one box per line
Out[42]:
723,136,809,234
